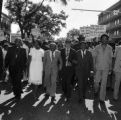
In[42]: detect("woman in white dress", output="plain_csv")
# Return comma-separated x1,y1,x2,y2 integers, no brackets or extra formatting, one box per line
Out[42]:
29,40,44,99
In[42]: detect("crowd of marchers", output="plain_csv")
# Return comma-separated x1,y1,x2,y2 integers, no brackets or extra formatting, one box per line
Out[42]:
0,34,121,104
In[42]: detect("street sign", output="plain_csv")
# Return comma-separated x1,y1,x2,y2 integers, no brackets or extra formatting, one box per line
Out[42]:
80,25,106,38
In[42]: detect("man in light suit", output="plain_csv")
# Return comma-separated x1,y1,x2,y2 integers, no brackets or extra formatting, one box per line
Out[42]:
43,42,62,102
76,41,93,103
113,41,121,100
94,34,113,103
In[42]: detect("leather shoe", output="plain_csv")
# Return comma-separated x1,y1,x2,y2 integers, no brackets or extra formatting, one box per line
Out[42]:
51,96,56,102
78,99,84,104
99,100,105,104
45,93,50,98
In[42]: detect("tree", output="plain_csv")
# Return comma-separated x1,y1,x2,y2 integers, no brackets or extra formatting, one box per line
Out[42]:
56,37,66,42
5,0,36,38
52,0,67,5
5,0,67,39
67,28,80,41
0,0,3,26
34,6,67,37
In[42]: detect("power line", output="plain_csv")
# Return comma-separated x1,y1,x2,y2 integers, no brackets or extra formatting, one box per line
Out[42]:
72,8,121,14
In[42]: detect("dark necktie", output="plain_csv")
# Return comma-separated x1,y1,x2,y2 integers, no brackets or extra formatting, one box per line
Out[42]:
52,51,54,61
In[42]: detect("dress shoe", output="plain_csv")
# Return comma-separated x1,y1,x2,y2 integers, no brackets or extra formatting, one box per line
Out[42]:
15,95,21,101
99,100,105,104
94,92,98,99
113,98,118,102
66,98,71,102
51,96,56,102
78,99,84,104
45,93,50,98
21,90,23,93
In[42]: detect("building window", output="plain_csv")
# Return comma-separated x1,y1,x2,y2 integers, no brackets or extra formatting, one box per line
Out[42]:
109,14,110,18
117,19,120,24
117,30,119,35
114,19,120,25
114,30,119,36
114,31,116,35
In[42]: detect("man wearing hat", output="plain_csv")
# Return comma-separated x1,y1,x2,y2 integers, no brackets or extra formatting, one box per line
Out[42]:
94,34,113,103
76,41,93,103
61,39,76,102
72,34,85,51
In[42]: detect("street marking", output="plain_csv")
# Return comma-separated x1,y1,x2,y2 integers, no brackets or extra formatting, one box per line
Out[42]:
33,93,45,107
85,99,94,113
105,100,117,120
47,105,54,112
43,97,51,107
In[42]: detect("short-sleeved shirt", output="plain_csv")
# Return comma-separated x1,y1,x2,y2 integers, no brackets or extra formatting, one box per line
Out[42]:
94,44,113,70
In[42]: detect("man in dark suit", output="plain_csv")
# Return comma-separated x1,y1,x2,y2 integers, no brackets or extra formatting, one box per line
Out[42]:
76,41,93,103
5,38,27,100
61,39,76,102
71,35,85,87
0,46,3,81
72,35,85,51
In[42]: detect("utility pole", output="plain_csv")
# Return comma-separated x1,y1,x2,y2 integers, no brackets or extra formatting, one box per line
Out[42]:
0,0,3,28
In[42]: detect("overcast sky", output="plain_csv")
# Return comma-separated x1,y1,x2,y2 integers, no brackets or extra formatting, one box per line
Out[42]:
3,0,119,38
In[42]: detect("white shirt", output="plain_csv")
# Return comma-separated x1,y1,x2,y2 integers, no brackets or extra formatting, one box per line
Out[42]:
50,50,55,61
65,48,70,57
81,50,86,58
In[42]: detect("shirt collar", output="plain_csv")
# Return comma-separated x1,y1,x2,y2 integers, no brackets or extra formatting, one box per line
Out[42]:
81,49,86,54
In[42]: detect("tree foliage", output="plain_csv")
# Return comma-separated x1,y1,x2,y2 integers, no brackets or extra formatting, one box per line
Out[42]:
67,28,80,41
5,0,68,39
56,37,66,42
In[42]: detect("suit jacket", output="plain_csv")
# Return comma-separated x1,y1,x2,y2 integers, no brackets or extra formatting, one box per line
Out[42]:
43,50,62,74
0,47,3,68
61,48,76,69
0,47,3,77
5,46,27,73
76,49,93,77
72,43,81,51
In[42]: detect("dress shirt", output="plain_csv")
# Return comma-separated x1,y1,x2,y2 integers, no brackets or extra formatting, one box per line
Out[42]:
81,50,86,58
50,50,55,61
65,48,70,58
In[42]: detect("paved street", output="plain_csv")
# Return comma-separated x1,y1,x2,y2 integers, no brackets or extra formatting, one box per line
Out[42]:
0,81,121,120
